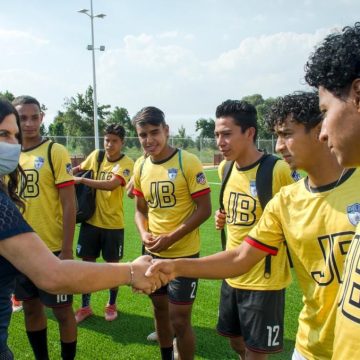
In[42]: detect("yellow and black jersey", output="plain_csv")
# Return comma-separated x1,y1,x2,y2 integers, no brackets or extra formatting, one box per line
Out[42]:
80,150,134,229
333,220,360,360
247,169,360,360
133,149,210,258
19,139,74,252
218,157,294,290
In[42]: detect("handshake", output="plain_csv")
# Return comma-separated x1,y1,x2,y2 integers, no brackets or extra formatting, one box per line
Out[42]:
128,255,177,295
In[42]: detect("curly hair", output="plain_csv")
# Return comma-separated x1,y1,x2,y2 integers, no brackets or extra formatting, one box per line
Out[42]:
305,22,360,97
0,98,26,212
215,99,258,142
104,123,125,140
265,92,321,132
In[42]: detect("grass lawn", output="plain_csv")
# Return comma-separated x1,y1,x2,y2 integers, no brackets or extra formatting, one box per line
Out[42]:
8,168,302,359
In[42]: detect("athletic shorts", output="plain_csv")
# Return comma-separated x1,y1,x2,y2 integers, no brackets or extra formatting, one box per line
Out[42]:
77,222,124,262
146,252,199,305
14,252,73,308
216,281,285,353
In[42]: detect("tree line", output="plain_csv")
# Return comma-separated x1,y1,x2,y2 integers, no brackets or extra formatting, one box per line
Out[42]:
1,88,275,154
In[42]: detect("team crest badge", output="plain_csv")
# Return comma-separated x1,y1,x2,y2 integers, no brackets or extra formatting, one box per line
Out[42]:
66,163,72,175
168,168,178,180
347,203,360,226
196,172,206,185
291,171,301,181
34,156,44,170
250,180,257,197
112,164,120,173
123,169,130,177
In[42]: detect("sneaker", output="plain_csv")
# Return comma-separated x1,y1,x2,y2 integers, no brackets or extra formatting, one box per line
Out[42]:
12,296,23,313
75,306,93,323
104,304,118,321
146,331,158,342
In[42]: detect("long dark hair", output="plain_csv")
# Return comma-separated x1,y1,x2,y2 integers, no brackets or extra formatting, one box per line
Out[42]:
0,98,26,211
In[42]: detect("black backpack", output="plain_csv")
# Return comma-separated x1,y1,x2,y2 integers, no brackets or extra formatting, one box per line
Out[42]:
75,150,105,223
219,154,292,278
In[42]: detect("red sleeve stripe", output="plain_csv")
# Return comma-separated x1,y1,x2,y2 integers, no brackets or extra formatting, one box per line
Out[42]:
191,188,211,199
56,180,75,189
114,174,126,186
133,188,144,197
245,236,278,256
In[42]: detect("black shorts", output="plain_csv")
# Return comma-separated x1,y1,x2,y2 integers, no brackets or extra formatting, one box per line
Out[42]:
216,281,285,353
14,252,73,308
147,252,199,305
77,222,124,262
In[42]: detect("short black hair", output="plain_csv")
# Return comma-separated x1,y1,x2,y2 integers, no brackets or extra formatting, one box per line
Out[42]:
215,99,258,142
132,106,166,127
12,95,41,110
265,92,321,132
305,22,360,98
104,123,125,140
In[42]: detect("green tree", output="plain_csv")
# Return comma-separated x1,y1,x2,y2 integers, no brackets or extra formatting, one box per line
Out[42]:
50,86,111,154
195,118,215,151
0,90,15,102
172,125,194,149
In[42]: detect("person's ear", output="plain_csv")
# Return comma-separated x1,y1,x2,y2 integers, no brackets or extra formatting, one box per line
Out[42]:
352,78,360,111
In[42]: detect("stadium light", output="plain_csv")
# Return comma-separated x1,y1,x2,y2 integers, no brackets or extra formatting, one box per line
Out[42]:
78,1,106,150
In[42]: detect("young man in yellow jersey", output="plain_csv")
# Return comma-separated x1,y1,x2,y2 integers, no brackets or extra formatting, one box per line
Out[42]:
73,124,134,322
305,22,360,360
13,96,77,360
132,106,211,360
148,92,360,360
214,100,295,360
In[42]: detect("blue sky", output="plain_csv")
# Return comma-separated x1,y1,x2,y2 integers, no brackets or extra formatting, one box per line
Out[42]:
0,0,358,135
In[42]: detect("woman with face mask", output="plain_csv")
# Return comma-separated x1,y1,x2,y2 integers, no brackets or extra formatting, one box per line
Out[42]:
0,98,164,359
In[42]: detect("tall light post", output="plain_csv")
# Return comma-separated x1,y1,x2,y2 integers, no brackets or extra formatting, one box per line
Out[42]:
78,0,106,149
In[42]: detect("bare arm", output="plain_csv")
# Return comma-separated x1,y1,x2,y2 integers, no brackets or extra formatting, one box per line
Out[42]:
72,165,81,175
0,232,160,295
147,241,267,280
74,174,123,191
59,185,76,259
147,192,212,253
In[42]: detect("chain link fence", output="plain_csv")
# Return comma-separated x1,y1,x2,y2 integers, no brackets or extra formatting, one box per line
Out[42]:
49,136,276,166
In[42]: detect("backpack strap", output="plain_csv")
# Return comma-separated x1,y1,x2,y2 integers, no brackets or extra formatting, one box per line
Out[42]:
219,161,234,250
256,154,280,278
96,149,105,179
47,140,55,179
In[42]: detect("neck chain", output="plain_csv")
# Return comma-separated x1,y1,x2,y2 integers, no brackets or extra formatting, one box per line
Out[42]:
308,168,347,194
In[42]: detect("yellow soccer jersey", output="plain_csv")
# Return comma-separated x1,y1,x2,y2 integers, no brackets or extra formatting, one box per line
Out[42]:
247,169,360,360
80,150,134,229
218,157,294,290
332,221,360,360
133,149,210,258
20,139,74,252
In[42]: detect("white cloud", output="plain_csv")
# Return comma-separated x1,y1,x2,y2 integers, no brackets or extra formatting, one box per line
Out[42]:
93,27,333,133
0,29,48,46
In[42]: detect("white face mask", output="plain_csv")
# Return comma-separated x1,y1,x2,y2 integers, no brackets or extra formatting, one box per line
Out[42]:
0,142,21,176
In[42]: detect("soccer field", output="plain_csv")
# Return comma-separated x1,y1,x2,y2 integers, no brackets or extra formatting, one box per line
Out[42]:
9,168,302,359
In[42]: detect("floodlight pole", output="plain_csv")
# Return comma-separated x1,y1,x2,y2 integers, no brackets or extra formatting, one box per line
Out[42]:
90,0,99,149
78,0,106,150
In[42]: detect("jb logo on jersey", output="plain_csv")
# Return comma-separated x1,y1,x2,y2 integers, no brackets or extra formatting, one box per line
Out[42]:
34,157,44,170
168,168,178,180
347,203,360,226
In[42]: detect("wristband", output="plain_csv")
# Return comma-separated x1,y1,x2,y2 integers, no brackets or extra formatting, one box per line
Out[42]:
128,262,134,286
